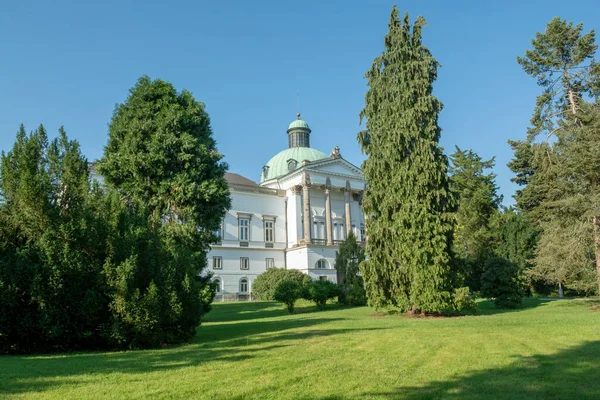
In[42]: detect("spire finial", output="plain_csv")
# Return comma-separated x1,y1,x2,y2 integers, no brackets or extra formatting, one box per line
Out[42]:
296,90,301,119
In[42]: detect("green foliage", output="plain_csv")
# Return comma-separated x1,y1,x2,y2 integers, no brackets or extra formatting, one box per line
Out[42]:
307,280,341,310
252,268,312,301
481,257,523,308
273,280,303,313
517,17,600,141
95,76,230,347
0,77,229,353
334,233,366,306
98,76,230,234
511,18,600,296
358,7,455,313
529,217,597,295
450,147,502,290
452,287,478,314
0,125,110,353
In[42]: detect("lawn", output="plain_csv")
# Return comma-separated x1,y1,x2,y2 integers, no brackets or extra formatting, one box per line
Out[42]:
1,298,600,399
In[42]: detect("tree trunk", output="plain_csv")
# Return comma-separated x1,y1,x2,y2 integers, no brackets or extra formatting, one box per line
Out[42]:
558,282,564,298
564,69,577,115
593,216,600,296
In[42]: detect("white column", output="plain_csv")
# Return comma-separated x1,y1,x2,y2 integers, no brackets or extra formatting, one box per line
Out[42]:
302,173,312,244
325,178,333,246
344,180,352,238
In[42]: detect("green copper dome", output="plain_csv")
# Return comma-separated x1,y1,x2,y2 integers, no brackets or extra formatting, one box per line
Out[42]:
287,119,310,131
260,147,327,183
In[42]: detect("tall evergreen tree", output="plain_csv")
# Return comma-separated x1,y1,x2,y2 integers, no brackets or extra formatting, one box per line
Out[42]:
449,147,501,290
514,18,600,295
98,76,231,345
358,7,455,313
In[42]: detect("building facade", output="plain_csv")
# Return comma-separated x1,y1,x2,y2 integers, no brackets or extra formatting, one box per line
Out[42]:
211,114,365,301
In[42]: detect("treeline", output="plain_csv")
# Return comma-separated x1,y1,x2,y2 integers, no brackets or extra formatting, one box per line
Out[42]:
359,8,600,313
0,77,230,353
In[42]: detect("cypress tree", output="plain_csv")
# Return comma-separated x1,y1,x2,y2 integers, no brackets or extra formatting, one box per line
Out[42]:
358,7,455,313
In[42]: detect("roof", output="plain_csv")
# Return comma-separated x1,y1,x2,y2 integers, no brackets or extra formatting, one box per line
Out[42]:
225,173,284,196
225,173,260,188
260,147,328,183
287,119,310,131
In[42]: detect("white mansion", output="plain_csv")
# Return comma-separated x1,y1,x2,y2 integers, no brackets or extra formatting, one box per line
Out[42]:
211,114,366,300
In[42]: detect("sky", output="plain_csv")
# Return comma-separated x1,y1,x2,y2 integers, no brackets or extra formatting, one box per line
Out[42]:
2,0,599,205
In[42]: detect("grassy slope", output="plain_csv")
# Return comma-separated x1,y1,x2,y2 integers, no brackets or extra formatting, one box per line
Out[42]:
1,299,599,399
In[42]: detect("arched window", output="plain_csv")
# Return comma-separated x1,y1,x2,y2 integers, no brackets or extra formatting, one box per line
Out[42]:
213,278,222,293
240,278,249,293
315,259,329,269
262,165,269,179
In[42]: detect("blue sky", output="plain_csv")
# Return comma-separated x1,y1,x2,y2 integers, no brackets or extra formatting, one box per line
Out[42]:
2,0,599,205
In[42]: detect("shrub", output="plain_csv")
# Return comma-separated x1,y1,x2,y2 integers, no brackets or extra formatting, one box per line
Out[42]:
307,280,341,310
253,268,311,300
452,287,478,314
481,257,524,308
273,280,303,313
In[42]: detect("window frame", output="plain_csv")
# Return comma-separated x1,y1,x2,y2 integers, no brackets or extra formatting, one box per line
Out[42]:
265,258,275,269
239,217,250,241
212,256,222,270
240,257,249,270
264,219,275,243
239,278,249,293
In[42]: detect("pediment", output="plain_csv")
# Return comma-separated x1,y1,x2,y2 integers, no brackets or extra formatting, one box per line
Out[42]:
305,158,363,178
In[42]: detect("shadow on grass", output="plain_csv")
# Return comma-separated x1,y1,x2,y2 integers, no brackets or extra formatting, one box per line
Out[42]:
0,313,385,396
362,341,600,400
474,297,550,315
204,300,343,323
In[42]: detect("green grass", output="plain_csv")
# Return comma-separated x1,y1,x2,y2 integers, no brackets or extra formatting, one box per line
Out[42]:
1,298,600,399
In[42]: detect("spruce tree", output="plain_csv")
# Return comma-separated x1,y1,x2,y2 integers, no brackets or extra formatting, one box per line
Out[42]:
449,147,501,290
358,7,455,313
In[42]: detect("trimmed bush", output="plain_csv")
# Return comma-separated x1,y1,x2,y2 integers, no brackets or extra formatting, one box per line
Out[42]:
273,280,303,313
307,280,341,310
252,268,311,300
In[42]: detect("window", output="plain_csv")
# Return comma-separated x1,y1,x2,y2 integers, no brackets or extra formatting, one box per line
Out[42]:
262,165,269,179
334,223,345,240
212,256,222,270
213,278,221,293
266,258,274,269
319,276,328,281
313,221,325,239
239,218,250,241
240,257,249,270
264,220,274,242
287,159,297,172
214,220,223,241
240,278,248,293
360,223,365,241
315,259,329,269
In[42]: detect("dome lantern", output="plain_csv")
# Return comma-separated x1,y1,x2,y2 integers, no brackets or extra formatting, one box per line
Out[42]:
287,113,311,148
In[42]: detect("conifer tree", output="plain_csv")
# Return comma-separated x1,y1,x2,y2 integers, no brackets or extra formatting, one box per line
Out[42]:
513,18,600,295
449,147,501,290
358,7,455,313
98,76,231,345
